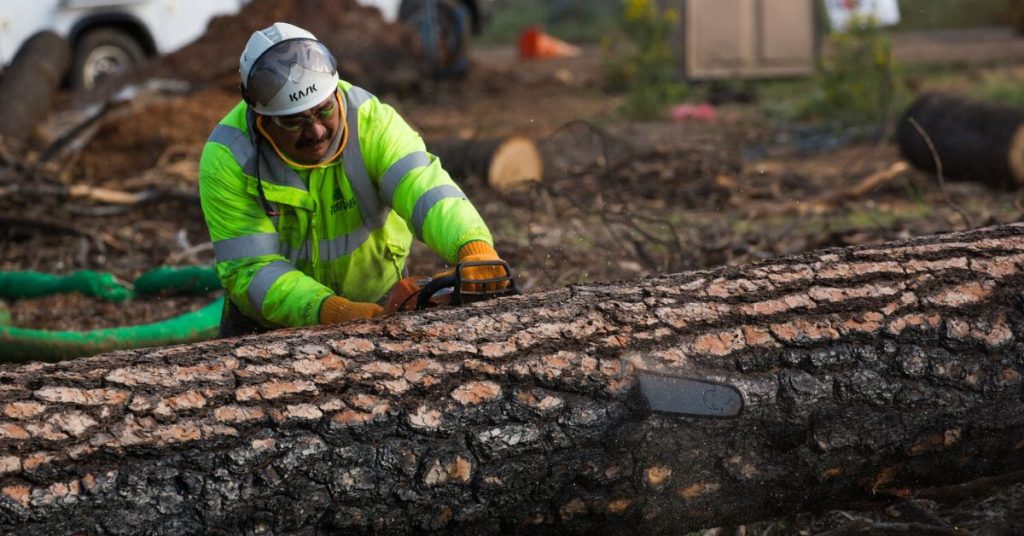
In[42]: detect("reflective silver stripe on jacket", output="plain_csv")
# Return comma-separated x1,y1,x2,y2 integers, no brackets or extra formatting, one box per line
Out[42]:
320,226,373,261
207,123,307,192
380,151,431,206
278,240,311,266
341,86,390,229
208,124,282,226
248,261,296,315
213,233,280,262
412,184,468,239
209,124,254,171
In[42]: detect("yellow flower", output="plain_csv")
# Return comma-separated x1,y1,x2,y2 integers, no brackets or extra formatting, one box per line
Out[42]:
625,0,650,21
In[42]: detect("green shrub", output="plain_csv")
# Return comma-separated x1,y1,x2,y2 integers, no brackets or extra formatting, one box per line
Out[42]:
600,0,688,119
973,69,1024,108
804,16,897,126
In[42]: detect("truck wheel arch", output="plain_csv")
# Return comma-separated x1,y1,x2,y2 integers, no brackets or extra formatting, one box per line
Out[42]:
66,14,155,88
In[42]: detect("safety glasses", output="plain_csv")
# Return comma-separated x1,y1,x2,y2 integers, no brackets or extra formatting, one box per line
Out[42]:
269,97,337,132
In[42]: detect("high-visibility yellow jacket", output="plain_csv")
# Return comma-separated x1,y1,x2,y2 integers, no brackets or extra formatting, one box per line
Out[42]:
199,80,493,328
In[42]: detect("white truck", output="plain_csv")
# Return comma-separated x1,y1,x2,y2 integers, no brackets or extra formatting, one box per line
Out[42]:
0,0,491,88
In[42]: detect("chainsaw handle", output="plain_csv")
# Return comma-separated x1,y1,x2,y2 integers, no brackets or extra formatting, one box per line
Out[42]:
415,260,518,311
416,274,459,310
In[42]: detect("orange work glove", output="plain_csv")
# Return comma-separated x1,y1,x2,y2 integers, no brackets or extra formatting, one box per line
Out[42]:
319,296,384,324
457,241,511,293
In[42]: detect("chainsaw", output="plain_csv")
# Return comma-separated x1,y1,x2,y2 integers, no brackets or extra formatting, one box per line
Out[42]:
382,259,519,314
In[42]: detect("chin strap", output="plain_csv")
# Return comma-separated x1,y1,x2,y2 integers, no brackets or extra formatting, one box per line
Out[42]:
255,91,348,170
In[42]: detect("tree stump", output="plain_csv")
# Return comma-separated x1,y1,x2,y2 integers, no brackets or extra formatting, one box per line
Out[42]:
430,136,543,193
1,223,1024,534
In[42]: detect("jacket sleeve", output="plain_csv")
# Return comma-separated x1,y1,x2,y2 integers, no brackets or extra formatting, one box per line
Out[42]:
359,97,493,264
199,141,333,327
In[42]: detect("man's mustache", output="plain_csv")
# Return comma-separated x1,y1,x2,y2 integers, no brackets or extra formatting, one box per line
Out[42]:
296,130,332,148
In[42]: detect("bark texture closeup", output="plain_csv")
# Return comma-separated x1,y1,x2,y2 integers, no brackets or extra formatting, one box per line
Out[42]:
3,224,1024,535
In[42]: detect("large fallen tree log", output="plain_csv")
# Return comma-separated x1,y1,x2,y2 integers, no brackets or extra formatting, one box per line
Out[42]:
2,224,1024,534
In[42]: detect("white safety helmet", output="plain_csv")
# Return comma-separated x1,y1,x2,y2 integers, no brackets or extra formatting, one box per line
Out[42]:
239,22,340,116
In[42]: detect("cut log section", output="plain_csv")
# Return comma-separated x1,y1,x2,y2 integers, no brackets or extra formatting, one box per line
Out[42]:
2,224,1024,534
430,135,543,193
0,32,71,145
896,92,1024,189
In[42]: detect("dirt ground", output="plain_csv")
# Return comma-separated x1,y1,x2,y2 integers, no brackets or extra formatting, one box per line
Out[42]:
2,4,1024,531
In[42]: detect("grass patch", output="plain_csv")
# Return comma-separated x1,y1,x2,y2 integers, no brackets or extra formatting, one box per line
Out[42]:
890,62,1024,108
893,0,1012,31
730,203,935,238
478,0,621,45
971,67,1024,107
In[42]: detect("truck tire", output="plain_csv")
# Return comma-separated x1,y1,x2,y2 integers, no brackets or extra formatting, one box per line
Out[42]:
69,27,146,89
400,0,471,77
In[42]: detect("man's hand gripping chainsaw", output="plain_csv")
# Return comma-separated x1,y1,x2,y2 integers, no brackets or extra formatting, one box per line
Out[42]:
382,259,519,314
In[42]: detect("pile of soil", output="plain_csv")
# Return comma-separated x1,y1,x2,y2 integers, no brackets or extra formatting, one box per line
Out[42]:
65,0,430,184
69,0,422,106
152,0,422,90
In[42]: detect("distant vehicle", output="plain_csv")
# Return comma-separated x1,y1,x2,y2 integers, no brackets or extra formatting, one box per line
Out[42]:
0,0,492,89
361,0,495,76
0,0,247,89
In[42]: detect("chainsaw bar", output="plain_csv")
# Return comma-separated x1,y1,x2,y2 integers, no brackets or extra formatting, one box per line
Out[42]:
638,371,745,418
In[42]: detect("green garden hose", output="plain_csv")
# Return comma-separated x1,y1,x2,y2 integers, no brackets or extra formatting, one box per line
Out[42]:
0,266,223,362
0,297,223,362
133,265,221,295
0,270,133,301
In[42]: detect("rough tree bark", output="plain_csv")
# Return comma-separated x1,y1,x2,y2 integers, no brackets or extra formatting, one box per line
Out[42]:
2,224,1024,535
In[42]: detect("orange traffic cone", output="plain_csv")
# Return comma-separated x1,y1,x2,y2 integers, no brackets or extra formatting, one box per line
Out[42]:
518,26,581,60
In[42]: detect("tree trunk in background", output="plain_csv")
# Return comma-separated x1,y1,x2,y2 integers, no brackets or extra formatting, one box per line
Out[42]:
897,92,1024,189
0,32,70,145
429,135,543,193
2,224,1024,535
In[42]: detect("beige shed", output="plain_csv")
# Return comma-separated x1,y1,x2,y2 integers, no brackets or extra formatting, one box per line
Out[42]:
680,0,819,79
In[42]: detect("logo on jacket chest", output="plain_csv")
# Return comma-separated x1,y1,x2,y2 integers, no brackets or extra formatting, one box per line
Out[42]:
330,185,358,215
